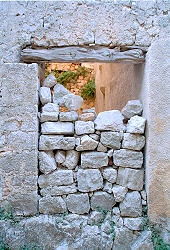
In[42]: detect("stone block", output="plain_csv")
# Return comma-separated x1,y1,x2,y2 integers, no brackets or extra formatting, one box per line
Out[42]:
53,84,70,105
41,112,59,122
100,132,121,149
102,167,117,183
81,152,108,168
94,110,125,132
113,227,137,250
39,151,57,175
103,181,113,193
107,149,113,158
113,149,143,169
41,103,59,122
76,135,98,151
39,196,67,214
117,168,144,191
42,103,59,113
79,112,96,121
112,185,128,202
63,94,83,111
40,184,77,196
75,121,94,135
39,87,51,105
122,133,145,151
126,115,146,134
89,134,100,141
55,150,66,164
141,190,147,201
39,135,75,150
124,217,143,231
63,150,79,169
97,143,107,152
38,170,74,188
91,191,116,210
43,73,57,88
59,111,78,121
41,122,74,135
66,193,90,214
77,169,103,192
121,100,143,119
119,191,142,217
131,231,154,250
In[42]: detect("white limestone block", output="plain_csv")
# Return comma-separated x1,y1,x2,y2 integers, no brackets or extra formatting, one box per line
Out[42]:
81,152,108,168
75,121,94,135
100,131,121,149
43,73,57,88
39,87,51,105
76,135,98,151
126,115,146,134
122,133,145,151
102,167,117,183
41,122,74,135
66,193,90,214
39,151,57,175
121,100,143,119
112,185,128,202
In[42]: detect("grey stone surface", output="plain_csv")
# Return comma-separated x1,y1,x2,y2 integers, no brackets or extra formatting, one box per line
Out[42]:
59,111,78,121
42,103,59,113
100,132,121,149
121,100,143,119
141,190,147,201
91,191,116,210
102,167,117,183
119,191,142,217
77,169,103,192
39,135,75,150
39,87,51,105
131,231,154,250
39,196,67,214
107,149,114,158
39,151,56,175
55,150,66,164
126,115,146,134
122,133,145,151
41,122,74,135
94,110,125,132
79,112,96,121
66,193,90,214
89,134,100,141
113,227,137,250
88,211,104,225
38,170,74,188
117,168,144,191
112,185,128,202
41,112,59,122
76,135,98,151
124,217,143,231
53,84,70,105
75,121,94,135
81,152,108,168
43,73,57,88
63,94,83,111
113,149,143,169
63,150,79,169
40,184,77,196
103,181,113,194
97,142,107,152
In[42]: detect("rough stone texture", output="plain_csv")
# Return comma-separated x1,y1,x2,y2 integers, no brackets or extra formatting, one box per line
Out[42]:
76,135,98,151
39,135,75,150
43,73,57,88
112,185,128,202
122,133,145,151
81,152,108,168
117,168,144,191
0,63,39,216
39,151,56,175
91,191,116,210
79,112,96,121
141,190,147,201
41,103,59,122
131,231,154,250
102,167,117,183
94,110,125,132
113,227,137,250
66,193,90,214
126,115,146,134
63,94,83,111
63,150,79,169
42,103,59,113
77,169,103,192
41,122,74,135
59,111,78,121
124,217,143,231
53,84,70,105
97,143,107,152
121,100,143,119
75,121,94,135
103,181,112,194
119,191,142,217
38,170,74,188
114,149,143,169
39,196,67,214
100,131,121,149
40,184,77,196
55,150,66,164
39,87,51,105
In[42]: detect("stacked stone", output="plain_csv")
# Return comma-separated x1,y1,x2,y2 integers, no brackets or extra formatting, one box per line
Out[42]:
39,75,147,232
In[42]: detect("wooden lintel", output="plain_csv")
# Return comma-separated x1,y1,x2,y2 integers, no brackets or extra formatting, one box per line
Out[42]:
21,46,145,64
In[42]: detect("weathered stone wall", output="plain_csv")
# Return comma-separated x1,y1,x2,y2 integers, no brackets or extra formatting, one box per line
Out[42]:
0,63,39,216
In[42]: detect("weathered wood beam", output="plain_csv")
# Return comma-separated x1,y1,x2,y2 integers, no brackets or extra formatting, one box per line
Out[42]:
21,46,145,63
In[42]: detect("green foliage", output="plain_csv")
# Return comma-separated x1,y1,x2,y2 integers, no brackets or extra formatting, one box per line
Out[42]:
76,66,90,77
142,207,170,250
56,71,78,87
81,78,95,99
0,205,16,224
22,244,42,250
0,239,10,250
56,211,69,224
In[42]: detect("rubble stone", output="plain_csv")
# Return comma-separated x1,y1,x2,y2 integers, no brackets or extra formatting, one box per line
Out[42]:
63,94,83,111
81,151,108,168
42,103,59,113
113,227,137,250
122,133,145,151
89,134,100,141
100,132,121,149
75,121,94,135
91,191,116,210
113,149,143,169
41,112,59,122
55,150,66,164
102,167,117,183
39,151,56,175
79,112,96,121
103,181,113,193
39,196,67,214
41,122,74,135
39,87,51,105
112,185,128,202
121,100,143,119
39,135,75,150
53,84,70,105
40,184,77,196
97,143,107,152
124,217,143,231
63,150,79,169
141,190,147,201
77,169,103,192
131,231,154,250
43,73,57,88
76,135,98,151
66,193,90,214
126,116,146,134
59,111,78,121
